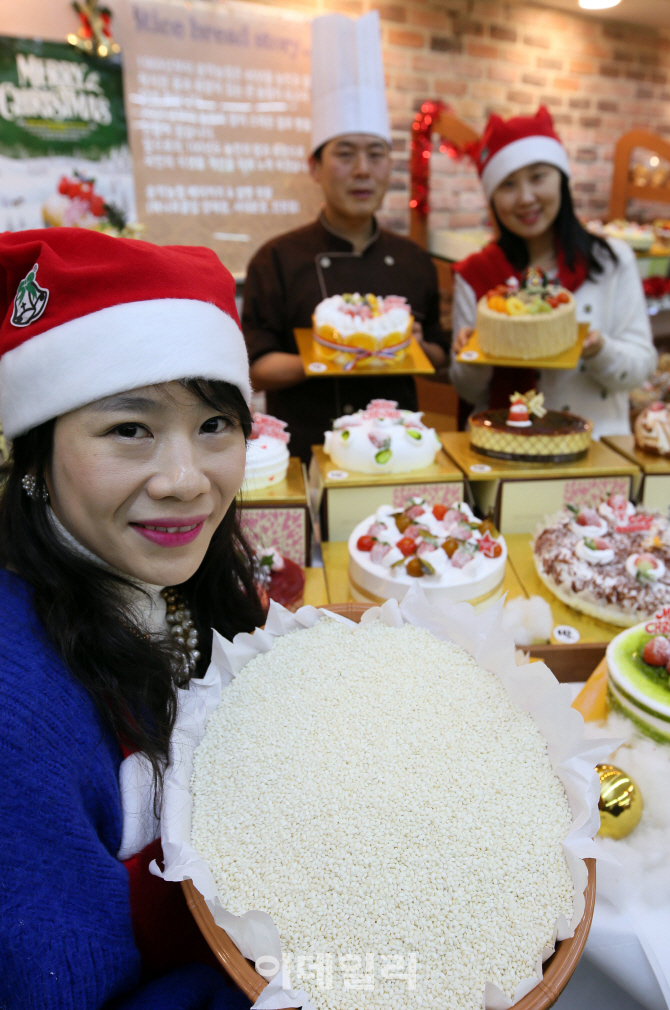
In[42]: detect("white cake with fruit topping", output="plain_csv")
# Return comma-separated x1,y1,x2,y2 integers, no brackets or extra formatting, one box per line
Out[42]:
533,495,670,627
324,399,441,474
243,413,290,491
348,498,507,606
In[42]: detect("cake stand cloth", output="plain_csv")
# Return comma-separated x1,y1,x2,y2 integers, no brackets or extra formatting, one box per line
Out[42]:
151,585,619,1010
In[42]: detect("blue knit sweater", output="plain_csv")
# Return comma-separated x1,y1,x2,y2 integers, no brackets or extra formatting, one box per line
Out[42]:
0,570,251,1010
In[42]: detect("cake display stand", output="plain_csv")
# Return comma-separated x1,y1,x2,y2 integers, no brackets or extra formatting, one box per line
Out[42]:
603,434,670,512
309,444,464,542
441,432,640,535
237,457,310,567
456,322,587,368
294,327,435,377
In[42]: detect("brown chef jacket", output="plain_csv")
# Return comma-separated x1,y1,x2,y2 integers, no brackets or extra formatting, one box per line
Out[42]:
242,213,445,462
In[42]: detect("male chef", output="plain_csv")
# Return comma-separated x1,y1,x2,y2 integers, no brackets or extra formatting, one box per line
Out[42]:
242,10,447,461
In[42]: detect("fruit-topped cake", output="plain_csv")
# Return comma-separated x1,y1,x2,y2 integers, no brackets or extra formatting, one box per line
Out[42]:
242,413,290,491
255,548,305,614
475,268,577,360
348,498,507,607
533,494,670,627
312,293,413,370
323,399,441,474
469,390,592,463
634,401,670,457
606,606,670,742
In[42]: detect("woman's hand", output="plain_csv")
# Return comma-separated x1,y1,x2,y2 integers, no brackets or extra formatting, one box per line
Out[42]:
453,327,474,354
581,329,605,360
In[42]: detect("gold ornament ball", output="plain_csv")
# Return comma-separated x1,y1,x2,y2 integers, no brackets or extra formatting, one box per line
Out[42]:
596,763,643,840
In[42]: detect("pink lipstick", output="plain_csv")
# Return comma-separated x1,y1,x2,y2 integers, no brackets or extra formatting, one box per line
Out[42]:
130,515,208,548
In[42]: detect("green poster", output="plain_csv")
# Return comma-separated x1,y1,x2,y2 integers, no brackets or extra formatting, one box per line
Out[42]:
0,35,135,232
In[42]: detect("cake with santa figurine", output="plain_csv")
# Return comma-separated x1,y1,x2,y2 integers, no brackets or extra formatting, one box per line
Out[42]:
242,413,290,491
323,399,441,474
475,267,577,361
312,292,413,369
348,497,507,606
533,494,670,627
469,390,592,463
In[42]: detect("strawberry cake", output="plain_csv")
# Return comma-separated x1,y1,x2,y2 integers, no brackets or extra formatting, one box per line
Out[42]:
256,548,305,614
533,495,670,627
606,607,670,742
324,399,441,474
348,498,507,606
243,413,290,491
313,293,413,370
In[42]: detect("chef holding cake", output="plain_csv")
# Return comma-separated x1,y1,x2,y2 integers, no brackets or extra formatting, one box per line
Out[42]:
242,11,447,462
450,107,656,438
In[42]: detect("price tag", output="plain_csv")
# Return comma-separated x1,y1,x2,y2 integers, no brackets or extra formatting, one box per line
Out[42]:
460,350,479,362
553,625,580,644
327,470,349,481
470,463,492,474
308,362,328,373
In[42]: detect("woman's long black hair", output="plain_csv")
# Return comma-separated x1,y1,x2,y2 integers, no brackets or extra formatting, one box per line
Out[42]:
494,171,618,277
0,379,266,802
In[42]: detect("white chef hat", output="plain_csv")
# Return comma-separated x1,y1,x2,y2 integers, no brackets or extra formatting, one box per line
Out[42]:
310,10,391,155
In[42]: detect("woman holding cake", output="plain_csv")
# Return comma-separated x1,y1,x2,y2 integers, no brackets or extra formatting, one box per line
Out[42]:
0,229,259,1008
450,107,656,437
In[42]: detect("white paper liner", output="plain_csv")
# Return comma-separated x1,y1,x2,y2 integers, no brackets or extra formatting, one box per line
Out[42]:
152,585,619,1010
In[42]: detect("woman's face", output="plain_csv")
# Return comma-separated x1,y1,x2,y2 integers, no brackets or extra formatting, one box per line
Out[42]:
491,163,562,240
47,381,247,587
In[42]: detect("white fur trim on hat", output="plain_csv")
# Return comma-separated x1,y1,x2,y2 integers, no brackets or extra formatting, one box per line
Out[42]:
480,136,570,200
0,298,251,440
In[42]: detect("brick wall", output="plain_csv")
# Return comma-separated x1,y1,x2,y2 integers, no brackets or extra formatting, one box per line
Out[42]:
242,0,670,236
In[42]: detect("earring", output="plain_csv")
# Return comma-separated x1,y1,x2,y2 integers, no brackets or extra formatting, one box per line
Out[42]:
21,474,48,501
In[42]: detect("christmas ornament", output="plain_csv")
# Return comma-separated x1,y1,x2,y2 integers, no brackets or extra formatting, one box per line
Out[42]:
67,1,120,58
596,763,643,839
409,100,461,219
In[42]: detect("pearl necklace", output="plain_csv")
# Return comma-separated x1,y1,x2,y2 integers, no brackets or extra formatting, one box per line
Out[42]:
161,588,201,684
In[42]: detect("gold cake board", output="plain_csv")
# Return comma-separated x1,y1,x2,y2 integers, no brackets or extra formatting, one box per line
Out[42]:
456,323,586,369
294,328,435,377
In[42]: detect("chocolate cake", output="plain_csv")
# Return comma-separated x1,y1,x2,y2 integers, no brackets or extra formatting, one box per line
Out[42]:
470,392,592,463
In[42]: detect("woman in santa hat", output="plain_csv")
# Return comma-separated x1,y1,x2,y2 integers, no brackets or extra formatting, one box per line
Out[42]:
450,107,656,437
0,229,262,1008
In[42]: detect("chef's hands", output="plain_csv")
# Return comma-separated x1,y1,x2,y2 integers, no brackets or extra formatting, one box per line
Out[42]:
581,329,605,360
250,352,306,391
413,321,447,369
453,327,474,355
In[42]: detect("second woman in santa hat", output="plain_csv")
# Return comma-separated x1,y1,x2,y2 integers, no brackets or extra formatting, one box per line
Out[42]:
450,106,655,438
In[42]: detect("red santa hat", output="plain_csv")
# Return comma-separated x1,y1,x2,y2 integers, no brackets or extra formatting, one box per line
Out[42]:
468,106,570,200
0,229,250,440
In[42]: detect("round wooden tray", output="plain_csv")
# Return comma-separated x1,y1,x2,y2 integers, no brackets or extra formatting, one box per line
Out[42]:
182,601,596,1009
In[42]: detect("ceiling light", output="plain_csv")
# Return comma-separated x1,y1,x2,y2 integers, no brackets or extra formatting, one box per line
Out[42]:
579,0,621,8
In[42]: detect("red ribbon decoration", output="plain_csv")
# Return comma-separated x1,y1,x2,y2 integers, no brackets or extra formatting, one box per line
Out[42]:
409,100,462,218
